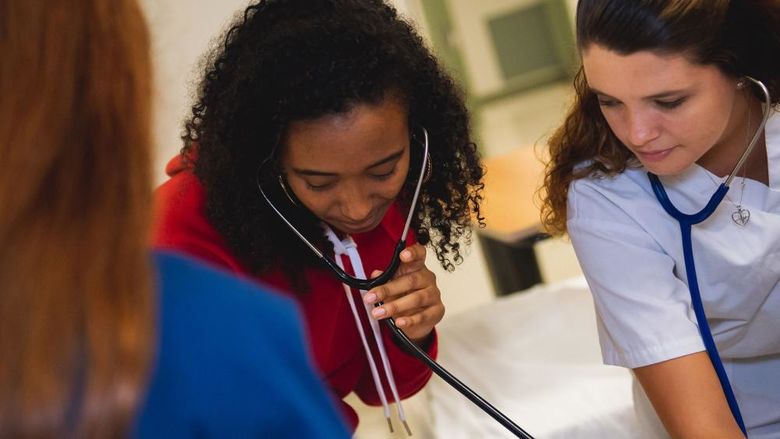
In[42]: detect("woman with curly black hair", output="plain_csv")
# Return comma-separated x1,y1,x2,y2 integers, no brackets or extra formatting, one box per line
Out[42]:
154,0,483,431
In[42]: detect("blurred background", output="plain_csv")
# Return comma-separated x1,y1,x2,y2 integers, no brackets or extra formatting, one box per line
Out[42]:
139,0,586,437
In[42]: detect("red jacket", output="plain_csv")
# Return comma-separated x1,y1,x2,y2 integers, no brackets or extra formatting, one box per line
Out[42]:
153,155,436,430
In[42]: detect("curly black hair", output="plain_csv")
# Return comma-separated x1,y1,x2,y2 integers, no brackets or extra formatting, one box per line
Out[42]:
182,0,484,290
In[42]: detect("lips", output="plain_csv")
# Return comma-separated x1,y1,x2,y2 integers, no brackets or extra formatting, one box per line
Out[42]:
336,216,380,234
331,203,393,234
635,146,676,162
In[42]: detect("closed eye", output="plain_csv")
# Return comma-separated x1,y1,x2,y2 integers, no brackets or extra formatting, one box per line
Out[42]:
304,180,335,191
370,166,396,180
595,95,620,107
655,97,687,109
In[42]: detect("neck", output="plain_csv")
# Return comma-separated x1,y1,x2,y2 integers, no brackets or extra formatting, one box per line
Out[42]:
699,93,768,185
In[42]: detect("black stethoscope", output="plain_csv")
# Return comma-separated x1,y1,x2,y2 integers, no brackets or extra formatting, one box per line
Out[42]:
257,127,534,438
649,77,772,437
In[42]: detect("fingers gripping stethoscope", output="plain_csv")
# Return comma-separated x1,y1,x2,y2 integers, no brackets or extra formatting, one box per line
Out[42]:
257,127,534,438
649,76,772,437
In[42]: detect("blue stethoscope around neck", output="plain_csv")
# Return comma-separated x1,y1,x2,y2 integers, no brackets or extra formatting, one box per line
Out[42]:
257,127,534,438
648,76,772,437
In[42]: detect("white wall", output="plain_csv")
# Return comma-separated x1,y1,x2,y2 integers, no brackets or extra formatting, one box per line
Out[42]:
139,0,579,176
446,0,542,96
436,0,577,97
403,0,581,156
140,0,421,184
140,0,252,183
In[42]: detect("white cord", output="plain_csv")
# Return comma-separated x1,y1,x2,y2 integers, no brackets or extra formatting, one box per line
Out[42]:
323,225,410,435
343,243,410,433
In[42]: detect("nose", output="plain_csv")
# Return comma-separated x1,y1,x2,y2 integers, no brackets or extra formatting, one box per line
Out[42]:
338,182,373,222
625,109,661,147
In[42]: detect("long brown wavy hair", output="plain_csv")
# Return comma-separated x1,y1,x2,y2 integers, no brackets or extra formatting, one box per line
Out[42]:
0,0,154,436
541,0,780,235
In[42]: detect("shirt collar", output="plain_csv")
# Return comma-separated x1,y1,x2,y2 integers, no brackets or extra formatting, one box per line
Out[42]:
764,109,780,190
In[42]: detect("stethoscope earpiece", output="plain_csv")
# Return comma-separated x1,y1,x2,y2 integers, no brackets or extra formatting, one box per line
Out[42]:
256,126,533,438
723,76,772,187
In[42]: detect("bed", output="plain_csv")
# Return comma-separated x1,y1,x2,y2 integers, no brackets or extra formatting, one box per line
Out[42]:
427,276,667,438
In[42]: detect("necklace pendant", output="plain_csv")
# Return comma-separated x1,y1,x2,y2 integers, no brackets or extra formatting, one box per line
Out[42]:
731,206,750,226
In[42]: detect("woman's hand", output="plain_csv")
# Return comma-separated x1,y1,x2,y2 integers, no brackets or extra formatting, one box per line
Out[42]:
363,243,445,344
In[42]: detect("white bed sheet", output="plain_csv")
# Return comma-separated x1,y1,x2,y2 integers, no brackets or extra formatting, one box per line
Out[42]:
429,277,665,438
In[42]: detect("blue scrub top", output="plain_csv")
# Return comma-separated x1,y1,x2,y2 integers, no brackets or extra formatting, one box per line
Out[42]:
133,250,349,438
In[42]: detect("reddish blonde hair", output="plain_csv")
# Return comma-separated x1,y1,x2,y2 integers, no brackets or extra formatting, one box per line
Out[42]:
0,0,154,436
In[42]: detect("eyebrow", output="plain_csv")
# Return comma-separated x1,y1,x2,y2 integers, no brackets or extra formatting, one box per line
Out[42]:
589,87,689,100
292,148,405,176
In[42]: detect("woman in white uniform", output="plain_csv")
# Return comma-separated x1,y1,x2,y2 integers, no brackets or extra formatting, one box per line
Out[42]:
541,1,780,438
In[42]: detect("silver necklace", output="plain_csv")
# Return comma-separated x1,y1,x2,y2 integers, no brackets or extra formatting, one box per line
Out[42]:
731,184,750,226
704,169,749,226
727,174,749,226
705,104,751,226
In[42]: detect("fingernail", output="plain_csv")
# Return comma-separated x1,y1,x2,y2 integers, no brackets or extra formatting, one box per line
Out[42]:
372,307,386,318
364,293,377,304
401,250,411,260
396,319,406,327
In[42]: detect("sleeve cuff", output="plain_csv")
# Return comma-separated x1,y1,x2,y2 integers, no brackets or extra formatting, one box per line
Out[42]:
602,336,705,369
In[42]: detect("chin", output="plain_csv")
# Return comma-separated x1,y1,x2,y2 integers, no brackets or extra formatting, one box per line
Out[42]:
640,160,692,177
330,202,394,235
330,215,382,235
336,223,379,235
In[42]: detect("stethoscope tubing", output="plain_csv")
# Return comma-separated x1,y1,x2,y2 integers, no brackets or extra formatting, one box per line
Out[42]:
646,75,772,437
724,78,772,186
258,127,534,437
258,128,430,291
650,175,746,435
380,314,534,438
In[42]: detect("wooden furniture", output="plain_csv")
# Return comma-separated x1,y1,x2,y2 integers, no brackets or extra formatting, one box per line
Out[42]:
478,146,549,295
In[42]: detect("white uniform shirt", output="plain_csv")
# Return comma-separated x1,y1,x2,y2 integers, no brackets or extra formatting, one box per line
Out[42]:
567,110,780,437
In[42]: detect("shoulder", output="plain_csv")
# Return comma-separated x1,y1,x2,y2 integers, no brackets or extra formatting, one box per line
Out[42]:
153,164,245,271
153,167,207,243
152,249,297,327
568,167,659,225
565,177,703,368
139,250,349,437
155,155,203,216
151,250,305,366
566,166,678,261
